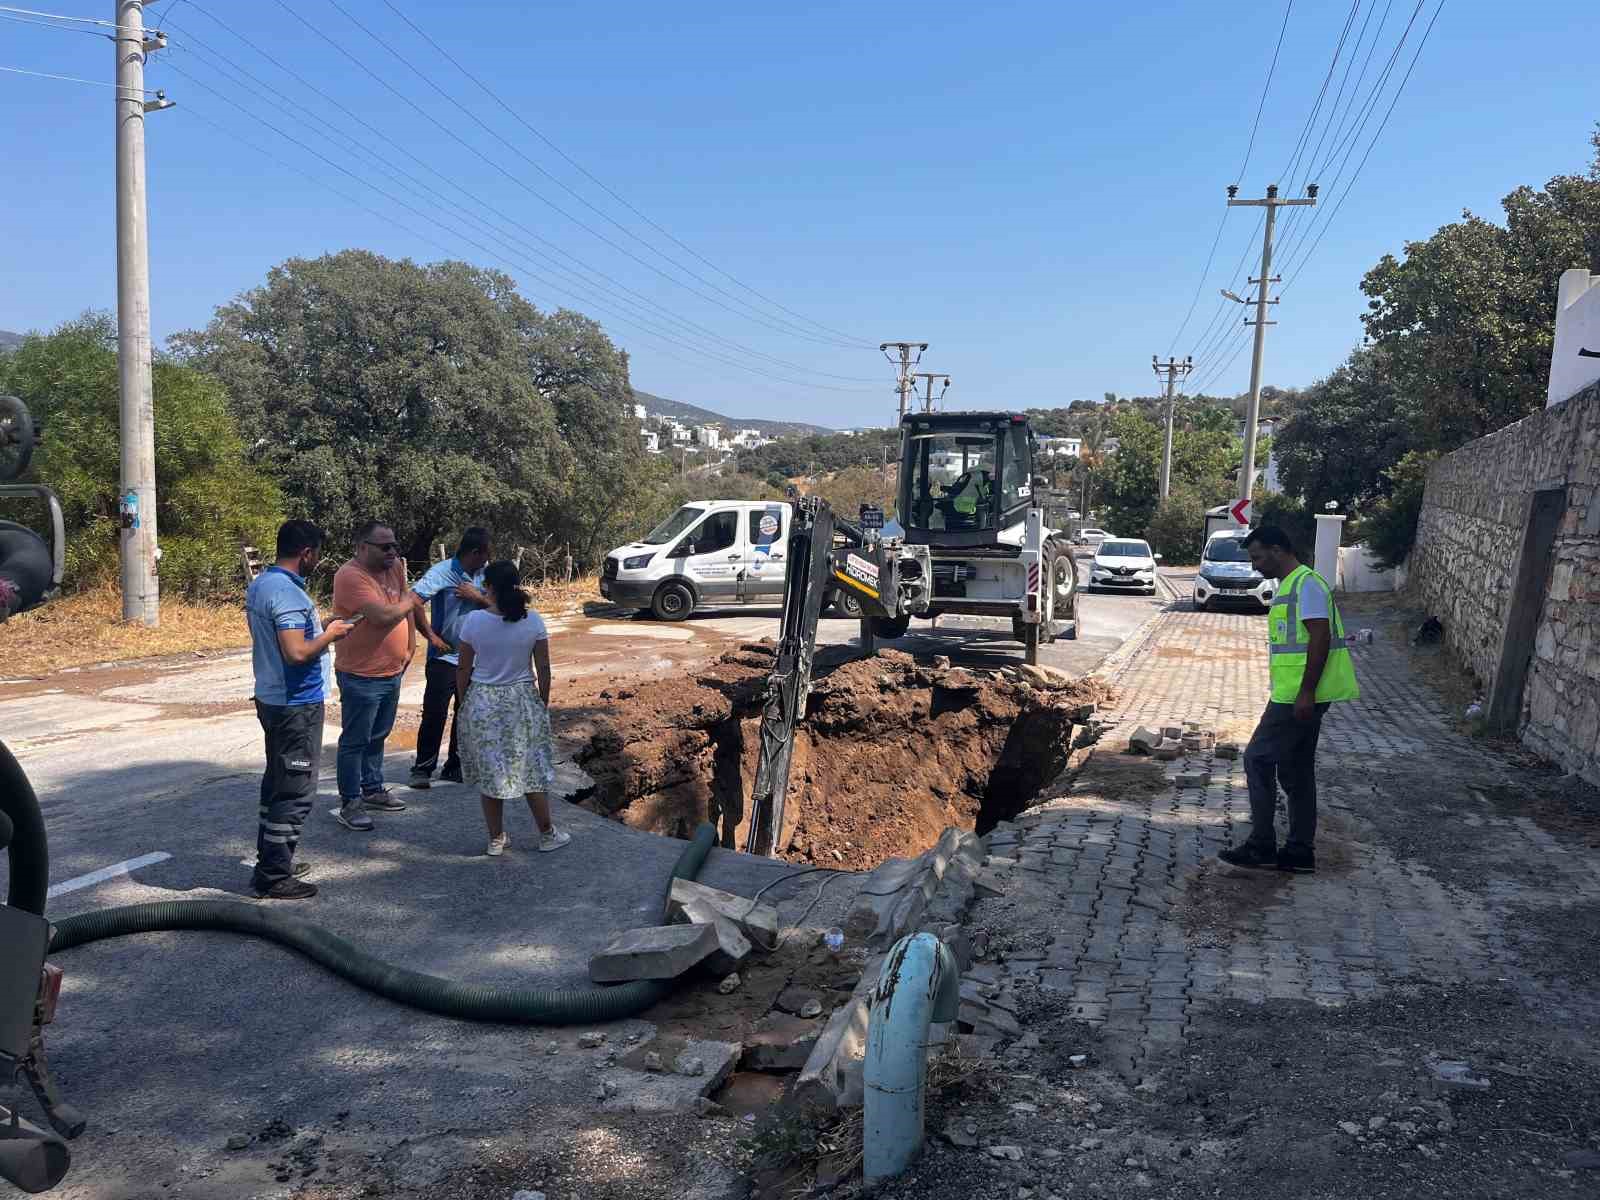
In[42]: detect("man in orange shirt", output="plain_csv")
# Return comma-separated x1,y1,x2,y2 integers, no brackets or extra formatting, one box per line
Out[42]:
331,519,446,831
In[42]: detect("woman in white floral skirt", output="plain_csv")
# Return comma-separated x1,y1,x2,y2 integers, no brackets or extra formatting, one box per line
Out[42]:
455,561,572,856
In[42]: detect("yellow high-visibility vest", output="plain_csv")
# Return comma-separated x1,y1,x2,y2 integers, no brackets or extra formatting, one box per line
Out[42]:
1268,564,1360,704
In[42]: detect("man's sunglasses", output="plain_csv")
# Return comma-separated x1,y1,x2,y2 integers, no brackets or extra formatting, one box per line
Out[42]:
364,540,400,552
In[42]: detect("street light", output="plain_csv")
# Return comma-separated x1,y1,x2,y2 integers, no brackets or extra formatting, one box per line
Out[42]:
1220,289,1246,304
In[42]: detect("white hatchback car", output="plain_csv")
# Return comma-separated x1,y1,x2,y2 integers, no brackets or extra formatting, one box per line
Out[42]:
1089,538,1160,594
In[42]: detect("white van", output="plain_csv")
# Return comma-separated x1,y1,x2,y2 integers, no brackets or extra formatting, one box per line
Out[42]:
600,500,863,620
1193,528,1276,612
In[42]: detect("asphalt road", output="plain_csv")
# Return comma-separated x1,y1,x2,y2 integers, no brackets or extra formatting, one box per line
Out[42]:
0,567,1166,1199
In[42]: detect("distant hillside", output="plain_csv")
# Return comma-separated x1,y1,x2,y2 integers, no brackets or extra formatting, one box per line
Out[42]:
631,388,829,437
0,330,24,353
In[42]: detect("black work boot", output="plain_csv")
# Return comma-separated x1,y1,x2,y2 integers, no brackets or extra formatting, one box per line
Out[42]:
1218,840,1278,869
1277,843,1316,873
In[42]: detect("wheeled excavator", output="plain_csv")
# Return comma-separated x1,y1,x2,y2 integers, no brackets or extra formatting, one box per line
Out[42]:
745,409,1080,856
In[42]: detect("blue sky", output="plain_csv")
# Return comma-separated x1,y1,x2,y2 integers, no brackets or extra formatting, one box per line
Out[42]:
1,0,1592,428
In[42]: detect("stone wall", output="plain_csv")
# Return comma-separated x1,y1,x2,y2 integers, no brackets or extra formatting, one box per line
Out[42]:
1412,380,1600,781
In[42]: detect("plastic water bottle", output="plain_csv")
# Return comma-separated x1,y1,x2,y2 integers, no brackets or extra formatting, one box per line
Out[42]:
1465,701,1484,721
822,927,845,953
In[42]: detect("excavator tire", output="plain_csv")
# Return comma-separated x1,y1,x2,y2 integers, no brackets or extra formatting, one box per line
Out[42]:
872,614,911,639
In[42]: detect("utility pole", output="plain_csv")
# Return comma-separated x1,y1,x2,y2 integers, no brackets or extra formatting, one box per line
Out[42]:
911,372,951,414
880,341,927,425
1225,182,1315,503
115,1,172,625
1152,355,1193,502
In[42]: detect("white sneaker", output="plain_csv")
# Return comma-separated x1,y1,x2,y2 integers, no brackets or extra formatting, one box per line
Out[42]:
538,827,572,853
486,833,510,856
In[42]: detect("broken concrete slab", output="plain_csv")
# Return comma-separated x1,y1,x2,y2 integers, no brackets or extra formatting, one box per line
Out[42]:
794,952,881,1109
973,868,1009,898
843,826,982,951
1174,770,1212,788
743,1012,823,1072
588,923,718,983
1128,726,1161,754
1162,725,1184,739
601,1037,742,1114
1426,1059,1490,1094
678,899,754,974
1215,741,1242,759
667,878,780,943
1152,741,1183,762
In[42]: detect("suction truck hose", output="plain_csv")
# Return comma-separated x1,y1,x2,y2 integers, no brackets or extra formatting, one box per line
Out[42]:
5,729,719,1025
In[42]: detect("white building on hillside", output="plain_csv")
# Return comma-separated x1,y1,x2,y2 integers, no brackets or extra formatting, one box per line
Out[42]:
641,429,659,453
1038,436,1082,460
695,424,722,450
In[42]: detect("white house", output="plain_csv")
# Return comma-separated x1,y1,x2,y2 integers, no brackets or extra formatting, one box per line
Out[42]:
695,424,722,450
1549,269,1600,407
1038,436,1082,460
632,403,647,420
641,429,660,453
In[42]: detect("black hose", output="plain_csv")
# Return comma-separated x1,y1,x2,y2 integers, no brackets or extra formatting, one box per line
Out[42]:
48,822,718,1025
1,739,50,916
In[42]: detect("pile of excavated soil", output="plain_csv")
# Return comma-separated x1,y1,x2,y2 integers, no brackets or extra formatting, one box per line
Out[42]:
572,643,1112,871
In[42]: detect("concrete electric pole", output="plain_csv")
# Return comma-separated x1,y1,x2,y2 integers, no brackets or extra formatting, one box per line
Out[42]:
115,1,172,625
1225,182,1315,503
912,371,951,413
880,342,927,425
1152,355,1193,502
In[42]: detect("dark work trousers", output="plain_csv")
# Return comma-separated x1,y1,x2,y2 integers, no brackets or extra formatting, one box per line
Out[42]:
253,700,325,888
1243,700,1331,852
413,657,462,777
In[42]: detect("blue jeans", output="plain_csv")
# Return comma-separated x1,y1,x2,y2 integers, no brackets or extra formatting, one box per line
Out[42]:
336,671,402,802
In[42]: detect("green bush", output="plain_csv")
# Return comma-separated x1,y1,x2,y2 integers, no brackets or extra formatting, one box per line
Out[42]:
1362,451,1436,569
1144,483,1211,562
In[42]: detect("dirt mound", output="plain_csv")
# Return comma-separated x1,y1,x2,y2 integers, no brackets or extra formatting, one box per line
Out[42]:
573,644,1112,870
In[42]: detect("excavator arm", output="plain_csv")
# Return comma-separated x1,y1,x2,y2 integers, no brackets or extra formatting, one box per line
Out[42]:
744,498,930,856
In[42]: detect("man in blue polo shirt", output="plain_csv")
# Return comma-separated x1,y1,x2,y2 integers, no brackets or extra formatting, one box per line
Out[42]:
246,520,354,899
408,526,491,788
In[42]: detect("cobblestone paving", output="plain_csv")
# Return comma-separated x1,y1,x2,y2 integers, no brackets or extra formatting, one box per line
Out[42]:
984,595,1600,1082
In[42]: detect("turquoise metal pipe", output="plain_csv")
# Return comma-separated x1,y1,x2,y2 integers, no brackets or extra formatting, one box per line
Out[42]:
862,931,961,1183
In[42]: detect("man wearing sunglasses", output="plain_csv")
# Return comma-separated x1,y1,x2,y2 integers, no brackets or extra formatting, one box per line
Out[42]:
330,519,446,831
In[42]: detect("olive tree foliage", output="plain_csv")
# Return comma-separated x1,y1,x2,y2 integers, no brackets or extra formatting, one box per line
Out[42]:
171,251,648,569
0,313,281,594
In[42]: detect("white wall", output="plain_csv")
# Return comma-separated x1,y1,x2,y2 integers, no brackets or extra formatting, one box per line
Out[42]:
1337,543,1401,593
1548,269,1600,408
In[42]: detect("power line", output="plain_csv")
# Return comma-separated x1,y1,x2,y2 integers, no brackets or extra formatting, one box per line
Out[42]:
1166,0,1293,355
0,3,125,26
0,63,150,90
0,10,110,34
1237,0,1295,183
1272,0,1430,283
157,60,879,395
1280,0,1444,294
152,18,880,388
307,0,868,355
375,0,871,351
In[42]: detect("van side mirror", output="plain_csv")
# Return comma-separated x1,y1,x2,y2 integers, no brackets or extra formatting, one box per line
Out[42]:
1155,553,1164,561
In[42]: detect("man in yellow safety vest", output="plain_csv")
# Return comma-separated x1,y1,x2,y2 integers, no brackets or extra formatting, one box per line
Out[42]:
1219,525,1359,874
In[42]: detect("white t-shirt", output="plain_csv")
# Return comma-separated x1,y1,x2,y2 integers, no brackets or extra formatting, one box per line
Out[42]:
1297,569,1331,623
458,608,549,685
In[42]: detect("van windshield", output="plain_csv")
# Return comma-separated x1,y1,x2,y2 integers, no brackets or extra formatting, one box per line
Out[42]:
642,506,704,545
1205,537,1251,562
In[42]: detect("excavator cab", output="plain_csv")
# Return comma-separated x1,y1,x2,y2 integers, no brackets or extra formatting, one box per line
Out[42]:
0,394,64,622
898,412,1035,548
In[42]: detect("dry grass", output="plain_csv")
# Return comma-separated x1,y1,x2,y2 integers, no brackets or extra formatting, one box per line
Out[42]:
525,573,601,616
0,574,606,680
0,583,250,678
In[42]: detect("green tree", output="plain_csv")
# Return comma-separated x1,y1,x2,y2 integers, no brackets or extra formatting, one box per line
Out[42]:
1362,451,1437,569
1273,345,1419,513
1360,129,1600,452
0,314,281,593
171,250,620,564
1100,410,1236,539
1144,481,1212,562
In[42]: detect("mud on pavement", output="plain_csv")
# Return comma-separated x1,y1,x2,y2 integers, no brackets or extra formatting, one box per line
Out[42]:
568,643,1112,872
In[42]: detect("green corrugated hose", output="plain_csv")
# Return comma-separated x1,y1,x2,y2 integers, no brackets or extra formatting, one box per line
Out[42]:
48,822,717,1025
